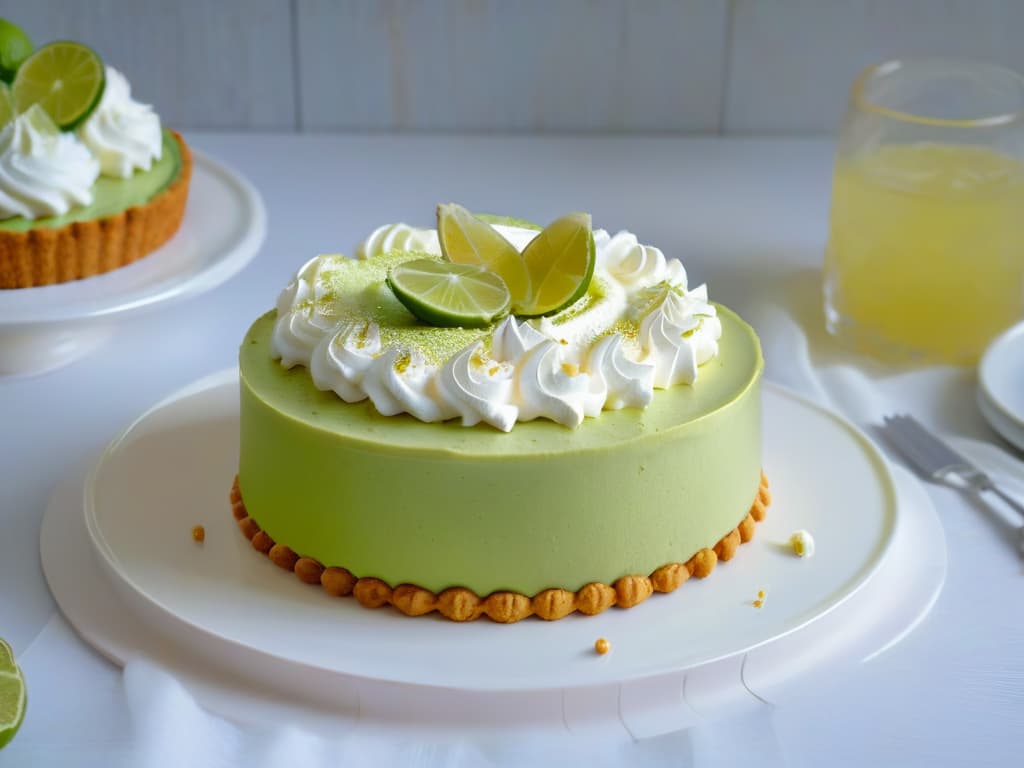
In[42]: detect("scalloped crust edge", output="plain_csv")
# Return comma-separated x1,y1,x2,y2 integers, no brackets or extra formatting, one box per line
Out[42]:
0,131,193,289
229,471,770,623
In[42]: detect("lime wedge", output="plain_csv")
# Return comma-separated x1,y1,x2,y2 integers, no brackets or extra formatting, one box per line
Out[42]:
0,19,32,84
516,212,596,318
12,41,105,130
0,638,26,750
387,258,511,328
437,203,530,308
0,83,14,126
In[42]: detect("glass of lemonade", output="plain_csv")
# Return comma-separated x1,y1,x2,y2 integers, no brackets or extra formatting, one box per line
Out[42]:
824,59,1024,365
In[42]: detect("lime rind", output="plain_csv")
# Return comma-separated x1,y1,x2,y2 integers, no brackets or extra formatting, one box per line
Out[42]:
0,83,13,126
12,40,105,130
387,258,511,328
0,639,14,675
515,212,596,318
0,638,26,750
0,19,32,84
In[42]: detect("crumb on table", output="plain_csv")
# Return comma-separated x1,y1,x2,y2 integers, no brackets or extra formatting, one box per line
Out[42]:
192,525,205,543
594,637,611,655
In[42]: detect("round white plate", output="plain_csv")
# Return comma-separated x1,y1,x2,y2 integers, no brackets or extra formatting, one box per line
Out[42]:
81,370,898,693
41,455,943,739
0,150,265,375
978,321,1024,451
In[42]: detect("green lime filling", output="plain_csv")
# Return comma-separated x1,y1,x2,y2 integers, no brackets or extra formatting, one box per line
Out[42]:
0,129,181,231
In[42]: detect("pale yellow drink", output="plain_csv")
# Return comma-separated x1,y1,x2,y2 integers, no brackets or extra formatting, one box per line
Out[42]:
825,143,1024,364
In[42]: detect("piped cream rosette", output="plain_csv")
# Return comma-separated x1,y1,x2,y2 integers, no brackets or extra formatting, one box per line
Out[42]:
272,222,722,431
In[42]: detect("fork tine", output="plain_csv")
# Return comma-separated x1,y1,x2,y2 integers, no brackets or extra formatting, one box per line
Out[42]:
881,415,937,477
896,414,968,470
881,413,970,477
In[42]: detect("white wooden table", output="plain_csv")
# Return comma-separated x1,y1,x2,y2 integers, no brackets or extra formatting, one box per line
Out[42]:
1,134,1021,767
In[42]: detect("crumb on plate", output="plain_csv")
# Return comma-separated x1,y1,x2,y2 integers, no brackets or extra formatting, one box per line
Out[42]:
192,525,205,543
789,529,815,558
594,637,611,655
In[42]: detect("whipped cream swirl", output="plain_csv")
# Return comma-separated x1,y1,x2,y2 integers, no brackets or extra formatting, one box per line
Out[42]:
638,283,721,388
78,67,162,179
0,106,100,220
271,222,723,430
438,343,517,431
356,223,439,260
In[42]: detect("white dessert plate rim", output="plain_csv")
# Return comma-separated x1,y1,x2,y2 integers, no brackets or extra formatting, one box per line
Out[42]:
0,148,265,326
978,321,1024,450
81,369,899,692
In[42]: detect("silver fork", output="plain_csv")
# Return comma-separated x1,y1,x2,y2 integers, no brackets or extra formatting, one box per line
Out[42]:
881,414,1024,523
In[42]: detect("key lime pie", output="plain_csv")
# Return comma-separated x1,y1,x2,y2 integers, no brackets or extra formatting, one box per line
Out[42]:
234,205,769,622
0,28,191,288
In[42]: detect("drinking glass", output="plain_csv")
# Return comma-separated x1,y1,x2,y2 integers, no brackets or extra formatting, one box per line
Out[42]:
824,59,1024,365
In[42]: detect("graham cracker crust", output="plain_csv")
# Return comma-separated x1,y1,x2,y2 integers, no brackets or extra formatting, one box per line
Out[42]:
229,472,770,623
0,131,193,289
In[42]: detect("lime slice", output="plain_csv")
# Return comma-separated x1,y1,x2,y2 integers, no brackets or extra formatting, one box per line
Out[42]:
437,203,531,308
0,83,14,126
516,212,596,318
12,41,105,130
0,638,26,750
0,19,32,84
387,258,511,328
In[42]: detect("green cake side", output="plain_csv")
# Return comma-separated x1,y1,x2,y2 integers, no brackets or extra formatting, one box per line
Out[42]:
237,304,764,596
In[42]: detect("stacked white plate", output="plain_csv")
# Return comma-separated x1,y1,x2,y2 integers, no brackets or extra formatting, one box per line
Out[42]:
978,321,1024,452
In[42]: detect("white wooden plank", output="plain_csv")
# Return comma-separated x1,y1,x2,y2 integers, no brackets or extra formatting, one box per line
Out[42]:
9,0,296,130
296,0,729,133
726,0,1024,135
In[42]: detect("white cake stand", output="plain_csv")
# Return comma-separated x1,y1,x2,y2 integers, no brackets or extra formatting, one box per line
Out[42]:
0,151,265,376
40,373,946,741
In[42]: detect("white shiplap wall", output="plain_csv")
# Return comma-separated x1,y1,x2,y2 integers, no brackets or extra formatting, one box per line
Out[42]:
296,0,727,132
12,0,296,130
5,0,1023,134
725,0,1024,134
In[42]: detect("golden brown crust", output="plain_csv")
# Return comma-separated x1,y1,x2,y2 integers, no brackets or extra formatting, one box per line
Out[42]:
0,132,193,289
229,471,770,623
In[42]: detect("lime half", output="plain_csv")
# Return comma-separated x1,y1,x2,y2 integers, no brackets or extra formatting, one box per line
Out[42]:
437,203,531,309
0,19,32,84
0,83,14,126
387,258,511,328
516,212,595,318
12,41,104,129
0,638,26,750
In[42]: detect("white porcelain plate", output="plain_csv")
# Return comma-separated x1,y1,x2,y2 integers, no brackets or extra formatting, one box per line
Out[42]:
0,150,265,375
978,321,1024,451
80,370,898,693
